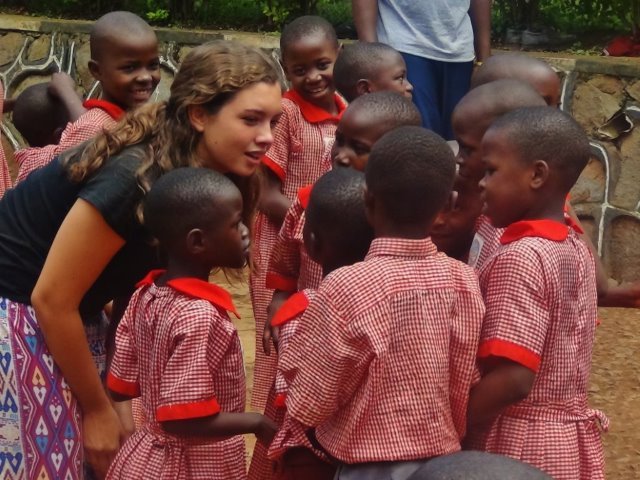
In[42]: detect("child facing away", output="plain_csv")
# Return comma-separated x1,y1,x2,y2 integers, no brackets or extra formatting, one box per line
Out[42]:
465,107,607,480
106,168,276,479
268,168,374,480
12,11,160,184
250,15,345,411
276,126,485,480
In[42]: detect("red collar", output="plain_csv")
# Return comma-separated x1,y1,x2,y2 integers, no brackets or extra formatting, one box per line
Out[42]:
297,184,313,209
500,219,570,245
136,270,240,318
271,291,310,327
83,99,125,120
283,90,346,123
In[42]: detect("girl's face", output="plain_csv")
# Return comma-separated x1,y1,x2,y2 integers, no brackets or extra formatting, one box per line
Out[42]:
191,82,282,176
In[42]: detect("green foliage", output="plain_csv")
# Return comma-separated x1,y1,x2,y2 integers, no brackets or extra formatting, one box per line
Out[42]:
260,0,294,29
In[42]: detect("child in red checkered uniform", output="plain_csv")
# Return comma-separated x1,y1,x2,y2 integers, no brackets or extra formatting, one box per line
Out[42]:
12,11,159,184
465,107,606,480
107,168,276,480
250,15,345,415
275,126,485,480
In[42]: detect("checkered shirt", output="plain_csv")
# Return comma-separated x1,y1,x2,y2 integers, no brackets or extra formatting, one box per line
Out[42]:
280,238,485,463
466,220,606,480
266,186,323,292
0,83,12,198
15,107,117,184
250,90,344,410
467,215,503,272
107,271,247,479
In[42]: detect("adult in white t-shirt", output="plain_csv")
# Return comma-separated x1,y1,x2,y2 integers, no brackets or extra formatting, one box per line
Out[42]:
353,0,491,139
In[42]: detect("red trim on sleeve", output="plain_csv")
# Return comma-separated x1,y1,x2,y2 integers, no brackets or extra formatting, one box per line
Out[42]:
274,393,287,408
262,155,286,182
83,99,125,120
477,339,541,373
106,372,140,397
271,291,310,327
500,219,569,245
156,398,221,421
283,90,347,123
297,184,313,210
265,272,298,292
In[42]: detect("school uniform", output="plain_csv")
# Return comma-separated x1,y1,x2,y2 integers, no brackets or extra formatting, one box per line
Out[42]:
466,219,606,480
250,90,345,411
279,238,485,479
467,214,503,271
14,100,123,184
0,83,12,198
107,270,247,480
266,185,323,294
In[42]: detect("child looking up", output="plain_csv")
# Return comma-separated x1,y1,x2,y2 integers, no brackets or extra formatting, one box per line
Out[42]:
278,126,485,480
13,11,160,182
251,15,345,411
107,168,276,479
333,42,413,101
466,107,606,480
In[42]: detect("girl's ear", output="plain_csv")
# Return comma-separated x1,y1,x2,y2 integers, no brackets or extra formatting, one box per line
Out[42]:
185,228,206,255
187,105,208,133
530,159,550,190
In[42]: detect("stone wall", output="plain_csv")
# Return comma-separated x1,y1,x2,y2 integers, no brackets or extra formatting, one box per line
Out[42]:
1,16,639,283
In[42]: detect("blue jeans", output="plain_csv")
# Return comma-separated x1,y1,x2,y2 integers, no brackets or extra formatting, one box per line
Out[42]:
401,52,473,140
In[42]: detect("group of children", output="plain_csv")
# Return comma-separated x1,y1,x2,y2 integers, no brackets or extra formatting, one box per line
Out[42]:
0,10,617,480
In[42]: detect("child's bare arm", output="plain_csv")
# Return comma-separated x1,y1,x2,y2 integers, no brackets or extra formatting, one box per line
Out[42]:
467,359,535,429
48,72,87,122
258,167,291,226
161,412,277,446
598,282,640,308
263,289,294,355
352,0,379,42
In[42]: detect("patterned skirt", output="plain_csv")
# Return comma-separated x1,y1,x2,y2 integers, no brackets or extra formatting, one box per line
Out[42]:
0,297,107,480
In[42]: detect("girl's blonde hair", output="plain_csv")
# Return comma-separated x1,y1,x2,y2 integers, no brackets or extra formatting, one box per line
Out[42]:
64,40,281,224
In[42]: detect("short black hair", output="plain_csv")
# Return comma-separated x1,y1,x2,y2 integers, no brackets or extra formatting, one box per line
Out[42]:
12,82,70,147
489,106,591,191
471,53,556,89
144,167,240,247
407,451,552,480
306,168,373,266
347,91,422,129
333,42,401,102
366,126,456,225
90,11,156,60
280,15,338,55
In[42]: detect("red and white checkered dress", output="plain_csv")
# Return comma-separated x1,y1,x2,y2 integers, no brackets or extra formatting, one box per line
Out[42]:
0,82,12,198
279,238,485,463
467,215,503,271
250,90,345,410
466,219,606,480
106,270,248,480
14,100,123,184
266,185,323,294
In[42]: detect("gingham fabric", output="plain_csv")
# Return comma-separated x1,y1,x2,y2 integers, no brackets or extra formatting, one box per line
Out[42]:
280,238,485,463
107,270,248,479
0,83,12,198
467,214,503,271
15,104,120,184
466,219,606,480
250,90,344,410
266,186,323,293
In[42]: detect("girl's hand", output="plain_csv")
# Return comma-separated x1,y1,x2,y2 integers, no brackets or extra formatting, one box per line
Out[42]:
83,404,124,479
255,415,278,446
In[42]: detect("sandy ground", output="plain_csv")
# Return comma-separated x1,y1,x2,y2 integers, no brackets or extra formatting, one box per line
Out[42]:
217,272,640,479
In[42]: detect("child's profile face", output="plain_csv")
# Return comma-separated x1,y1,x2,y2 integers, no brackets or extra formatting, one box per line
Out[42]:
282,33,338,108
479,127,534,228
90,32,160,110
192,82,282,177
368,52,413,99
452,108,487,182
331,106,389,171
204,191,250,269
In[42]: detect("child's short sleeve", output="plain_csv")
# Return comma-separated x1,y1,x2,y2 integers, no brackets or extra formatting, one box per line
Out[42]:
107,294,142,397
262,100,300,182
478,248,549,373
155,301,234,422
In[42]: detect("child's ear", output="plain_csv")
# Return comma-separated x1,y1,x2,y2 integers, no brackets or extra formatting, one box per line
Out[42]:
187,105,208,133
88,60,101,81
305,230,322,263
530,160,550,190
355,79,372,97
185,228,206,254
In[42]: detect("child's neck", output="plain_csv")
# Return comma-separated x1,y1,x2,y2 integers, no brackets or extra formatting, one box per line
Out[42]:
516,195,566,225
373,223,431,241
301,90,338,116
159,257,213,284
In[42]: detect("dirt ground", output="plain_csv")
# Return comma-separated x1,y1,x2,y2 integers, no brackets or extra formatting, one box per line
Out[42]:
216,273,640,479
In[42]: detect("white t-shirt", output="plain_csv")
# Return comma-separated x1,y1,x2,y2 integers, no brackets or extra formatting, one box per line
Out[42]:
376,0,475,62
